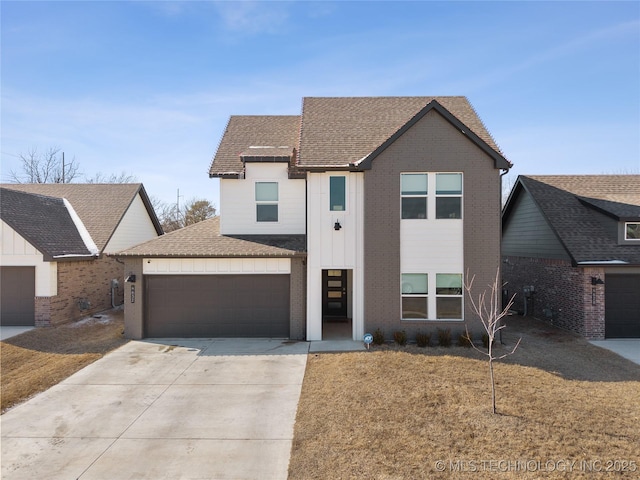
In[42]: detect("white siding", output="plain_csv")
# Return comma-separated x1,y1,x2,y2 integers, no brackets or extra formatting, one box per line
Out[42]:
143,257,291,275
220,163,305,235
306,172,365,340
400,173,464,320
104,194,159,253
0,220,57,296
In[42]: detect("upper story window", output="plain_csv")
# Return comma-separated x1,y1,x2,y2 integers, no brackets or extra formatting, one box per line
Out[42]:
626,222,640,241
330,176,346,211
401,173,428,219
435,173,462,219
255,182,278,222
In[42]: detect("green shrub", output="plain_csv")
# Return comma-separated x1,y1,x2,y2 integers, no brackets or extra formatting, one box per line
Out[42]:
393,330,407,346
437,328,452,347
415,332,431,348
458,331,473,348
372,328,385,345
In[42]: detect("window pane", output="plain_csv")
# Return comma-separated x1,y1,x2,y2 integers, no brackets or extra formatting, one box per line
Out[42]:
327,270,342,276
402,274,428,294
402,197,427,219
437,297,462,319
436,197,461,219
402,297,428,319
436,173,462,194
436,274,462,295
256,204,278,222
401,174,427,195
255,182,278,201
627,223,640,240
330,177,346,211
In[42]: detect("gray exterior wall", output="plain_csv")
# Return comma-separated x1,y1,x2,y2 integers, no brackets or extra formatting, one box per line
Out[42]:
363,109,505,340
502,189,570,260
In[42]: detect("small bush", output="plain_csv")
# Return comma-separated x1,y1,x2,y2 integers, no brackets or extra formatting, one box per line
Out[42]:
415,332,431,347
458,331,473,348
393,330,407,346
372,328,385,345
437,328,452,347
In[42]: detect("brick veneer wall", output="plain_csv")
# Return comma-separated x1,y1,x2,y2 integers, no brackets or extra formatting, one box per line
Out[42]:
502,255,605,339
39,256,125,326
363,109,504,341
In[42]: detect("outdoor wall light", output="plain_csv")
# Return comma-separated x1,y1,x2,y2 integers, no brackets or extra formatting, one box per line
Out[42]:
334,220,342,231
591,276,604,285
125,274,137,283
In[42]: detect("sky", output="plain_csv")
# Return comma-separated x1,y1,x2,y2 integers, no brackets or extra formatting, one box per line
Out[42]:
2,1,639,211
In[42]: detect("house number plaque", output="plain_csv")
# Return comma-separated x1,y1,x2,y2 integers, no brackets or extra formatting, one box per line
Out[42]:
131,284,135,304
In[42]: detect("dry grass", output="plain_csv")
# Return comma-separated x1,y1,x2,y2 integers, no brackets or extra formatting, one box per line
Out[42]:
1,309,127,413
289,317,640,479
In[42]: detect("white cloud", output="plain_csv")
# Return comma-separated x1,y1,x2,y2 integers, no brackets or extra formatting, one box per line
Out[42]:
212,1,291,35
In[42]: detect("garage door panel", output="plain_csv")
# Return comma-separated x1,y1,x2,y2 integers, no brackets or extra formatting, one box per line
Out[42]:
145,275,290,338
1,267,35,326
605,274,640,338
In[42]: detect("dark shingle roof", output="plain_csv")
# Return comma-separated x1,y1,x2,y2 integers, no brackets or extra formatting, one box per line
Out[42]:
0,188,93,259
208,97,509,176
297,96,504,167
117,217,306,257
515,175,640,265
0,183,162,251
209,116,301,177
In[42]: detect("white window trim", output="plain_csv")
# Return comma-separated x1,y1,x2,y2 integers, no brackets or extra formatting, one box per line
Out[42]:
624,222,640,241
255,181,279,223
329,175,348,212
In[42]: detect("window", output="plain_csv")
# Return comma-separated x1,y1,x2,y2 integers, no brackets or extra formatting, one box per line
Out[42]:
436,274,463,319
401,273,428,319
626,222,640,240
401,173,427,219
330,177,346,211
436,173,462,219
255,182,278,222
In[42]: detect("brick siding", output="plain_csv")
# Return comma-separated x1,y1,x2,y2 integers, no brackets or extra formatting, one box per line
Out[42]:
36,256,125,326
502,255,605,339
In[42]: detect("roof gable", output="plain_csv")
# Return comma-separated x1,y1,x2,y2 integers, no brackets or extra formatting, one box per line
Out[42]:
297,96,508,169
0,188,93,259
0,183,162,252
503,175,640,265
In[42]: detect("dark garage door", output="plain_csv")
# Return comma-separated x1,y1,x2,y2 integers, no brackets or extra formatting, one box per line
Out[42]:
145,274,290,338
1,266,35,326
605,274,640,338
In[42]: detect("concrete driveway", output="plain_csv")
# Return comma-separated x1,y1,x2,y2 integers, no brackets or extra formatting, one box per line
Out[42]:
1,338,309,480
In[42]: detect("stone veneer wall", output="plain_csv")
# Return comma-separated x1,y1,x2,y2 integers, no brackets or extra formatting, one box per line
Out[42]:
289,257,307,340
502,255,605,339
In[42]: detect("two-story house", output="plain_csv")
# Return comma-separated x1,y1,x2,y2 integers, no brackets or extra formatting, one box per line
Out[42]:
118,96,511,341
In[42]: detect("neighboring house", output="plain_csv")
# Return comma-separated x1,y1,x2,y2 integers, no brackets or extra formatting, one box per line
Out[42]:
117,96,511,341
502,175,640,339
0,184,162,326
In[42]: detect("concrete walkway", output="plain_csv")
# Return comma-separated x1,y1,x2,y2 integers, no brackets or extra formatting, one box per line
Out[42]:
589,339,640,366
1,338,309,480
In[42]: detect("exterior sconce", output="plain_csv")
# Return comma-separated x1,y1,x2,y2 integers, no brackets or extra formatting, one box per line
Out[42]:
591,276,604,285
334,220,342,231
125,274,137,283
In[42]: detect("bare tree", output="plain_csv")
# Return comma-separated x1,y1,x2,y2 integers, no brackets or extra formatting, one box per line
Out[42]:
9,146,80,183
152,196,216,233
464,270,521,414
85,171,139,183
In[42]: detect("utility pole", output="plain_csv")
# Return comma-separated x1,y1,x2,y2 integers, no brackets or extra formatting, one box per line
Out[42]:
176,188,184,225
62,152,65,183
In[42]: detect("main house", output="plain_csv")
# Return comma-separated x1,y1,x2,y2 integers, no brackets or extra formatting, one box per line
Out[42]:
118,97,511,341
502,175,640,339
0,183,162,326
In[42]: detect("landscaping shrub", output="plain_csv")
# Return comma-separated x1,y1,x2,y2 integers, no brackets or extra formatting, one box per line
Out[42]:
372,328,385,345
393,330,407,346
437,328,452,347
415,332,431,348
458,331,473,348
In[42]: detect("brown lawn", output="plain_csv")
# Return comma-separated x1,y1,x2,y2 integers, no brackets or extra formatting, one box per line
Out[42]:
1,309,127,413
289,317,640,479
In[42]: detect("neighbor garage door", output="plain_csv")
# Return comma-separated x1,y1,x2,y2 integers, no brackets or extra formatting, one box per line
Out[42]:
145,275,290,337
605,274,640,338
0,266,35,326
